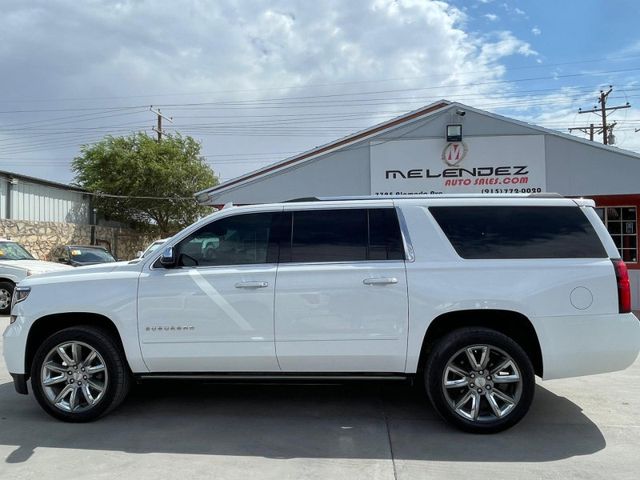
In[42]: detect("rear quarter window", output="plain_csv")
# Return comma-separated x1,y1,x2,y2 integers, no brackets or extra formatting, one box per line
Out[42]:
429,206,607,259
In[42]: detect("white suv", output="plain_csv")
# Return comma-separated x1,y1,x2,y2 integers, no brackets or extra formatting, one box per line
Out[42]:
3,195,640,432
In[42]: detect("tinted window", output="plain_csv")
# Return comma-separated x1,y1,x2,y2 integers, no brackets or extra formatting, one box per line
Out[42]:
175,212,279,267
368,208,405,260
291,209,368,262
69,247,116,264
430,206,607,259
284,208,405,263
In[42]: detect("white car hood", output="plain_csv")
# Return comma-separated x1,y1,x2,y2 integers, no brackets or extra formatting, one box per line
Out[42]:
0,259,73,274
21,260,140,285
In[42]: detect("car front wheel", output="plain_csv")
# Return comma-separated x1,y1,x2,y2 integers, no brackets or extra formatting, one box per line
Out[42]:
31,326,130,422
425,327,535,433
0,281,14,315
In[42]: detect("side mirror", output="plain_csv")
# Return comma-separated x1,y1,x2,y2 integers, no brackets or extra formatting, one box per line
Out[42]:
135,251,144,258
159,247,176,268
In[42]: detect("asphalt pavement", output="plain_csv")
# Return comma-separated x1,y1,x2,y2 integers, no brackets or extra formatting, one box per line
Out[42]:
0,315,639,479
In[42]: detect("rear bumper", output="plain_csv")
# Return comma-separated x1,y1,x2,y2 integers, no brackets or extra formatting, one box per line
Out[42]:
10,373,28,395
537,312,640,380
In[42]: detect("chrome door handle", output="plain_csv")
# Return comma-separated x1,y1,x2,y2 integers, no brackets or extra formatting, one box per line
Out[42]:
363,277,398,286
235,281,269,289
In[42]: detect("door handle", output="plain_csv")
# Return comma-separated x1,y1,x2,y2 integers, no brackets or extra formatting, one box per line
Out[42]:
235,281,269,289
363,277,398,286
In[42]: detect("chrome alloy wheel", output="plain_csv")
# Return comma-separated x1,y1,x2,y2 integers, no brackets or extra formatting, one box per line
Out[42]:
442,344,523,423
40,341,109,413
0,288,11,311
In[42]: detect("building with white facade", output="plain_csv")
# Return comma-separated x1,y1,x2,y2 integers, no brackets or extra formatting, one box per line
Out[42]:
0,170,90,224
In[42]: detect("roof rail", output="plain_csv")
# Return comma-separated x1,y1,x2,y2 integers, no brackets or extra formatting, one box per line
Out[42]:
284,197,320,203
283,193,566,202
528,193,564,198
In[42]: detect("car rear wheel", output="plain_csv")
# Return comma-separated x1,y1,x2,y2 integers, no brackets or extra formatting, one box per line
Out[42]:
0,281,14,315
425,327,535,433
31,326,130,422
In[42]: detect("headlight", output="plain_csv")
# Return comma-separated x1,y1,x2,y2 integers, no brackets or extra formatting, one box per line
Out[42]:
12,286,31,305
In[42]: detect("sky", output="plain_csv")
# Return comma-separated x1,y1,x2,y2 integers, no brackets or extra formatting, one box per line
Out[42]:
1,0,640,185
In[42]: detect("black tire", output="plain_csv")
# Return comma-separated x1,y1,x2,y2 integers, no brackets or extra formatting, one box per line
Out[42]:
0,281,15,315
31,326,131,422
425,327,535,433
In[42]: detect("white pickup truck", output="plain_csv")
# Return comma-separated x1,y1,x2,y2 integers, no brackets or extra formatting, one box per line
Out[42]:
3,195,640,432
0,238,72,314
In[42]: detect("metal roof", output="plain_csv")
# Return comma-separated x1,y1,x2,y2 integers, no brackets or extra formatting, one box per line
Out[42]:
0,169,87,193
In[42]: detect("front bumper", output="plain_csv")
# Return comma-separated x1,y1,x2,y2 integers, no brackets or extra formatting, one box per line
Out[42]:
3,314,28,376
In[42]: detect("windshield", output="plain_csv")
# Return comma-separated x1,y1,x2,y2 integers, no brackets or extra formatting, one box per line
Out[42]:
142,240,165,258
0,241,35,260
69,247,116,263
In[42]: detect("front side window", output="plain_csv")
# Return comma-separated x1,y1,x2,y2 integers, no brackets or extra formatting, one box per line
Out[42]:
174,212,279,267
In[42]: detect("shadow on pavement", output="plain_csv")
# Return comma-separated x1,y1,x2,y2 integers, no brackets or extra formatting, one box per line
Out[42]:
0,380,605,463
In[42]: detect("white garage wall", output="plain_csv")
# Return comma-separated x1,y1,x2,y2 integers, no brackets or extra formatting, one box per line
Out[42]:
4,179,90,224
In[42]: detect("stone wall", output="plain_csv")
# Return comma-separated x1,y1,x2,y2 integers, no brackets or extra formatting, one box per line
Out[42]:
0,220,157,261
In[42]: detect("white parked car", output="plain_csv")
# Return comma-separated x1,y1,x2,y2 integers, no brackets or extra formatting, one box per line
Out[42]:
3,195,640,432
0,239,73,315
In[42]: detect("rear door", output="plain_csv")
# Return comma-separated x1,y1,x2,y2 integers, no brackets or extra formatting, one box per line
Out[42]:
274,206,409,372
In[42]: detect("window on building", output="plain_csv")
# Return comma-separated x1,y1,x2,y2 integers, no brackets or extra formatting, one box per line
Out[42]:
595,206,637,263
430,206,608,259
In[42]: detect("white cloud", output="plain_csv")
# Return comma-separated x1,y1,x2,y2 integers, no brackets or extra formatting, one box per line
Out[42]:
0,0,542,182
531,26,541,36
484,13,499,21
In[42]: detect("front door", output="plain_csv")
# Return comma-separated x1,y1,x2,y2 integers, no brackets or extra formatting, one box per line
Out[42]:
274,207,409,372
138,210,283,372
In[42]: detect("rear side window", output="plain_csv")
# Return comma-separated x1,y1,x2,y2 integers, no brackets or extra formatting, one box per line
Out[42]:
430,206,607,259
283,208,405,263
290,209,368,262
368,208,405,260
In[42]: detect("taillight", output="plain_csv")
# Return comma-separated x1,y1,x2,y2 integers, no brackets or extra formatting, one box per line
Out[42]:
612,259,632,313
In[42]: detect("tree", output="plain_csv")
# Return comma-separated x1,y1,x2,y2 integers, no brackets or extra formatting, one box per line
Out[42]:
72,133,218,235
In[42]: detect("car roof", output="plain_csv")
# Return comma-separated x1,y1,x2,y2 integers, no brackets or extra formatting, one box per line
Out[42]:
214,194,591,214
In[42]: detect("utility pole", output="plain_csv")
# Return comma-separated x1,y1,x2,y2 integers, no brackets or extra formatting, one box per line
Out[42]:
150,106,173,142
568,123,595,141
574,86,630,145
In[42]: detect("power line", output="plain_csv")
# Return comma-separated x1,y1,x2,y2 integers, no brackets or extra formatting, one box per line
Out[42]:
576,85,631,145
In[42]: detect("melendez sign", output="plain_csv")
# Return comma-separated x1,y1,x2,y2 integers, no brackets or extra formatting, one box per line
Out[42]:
370,135,546,195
